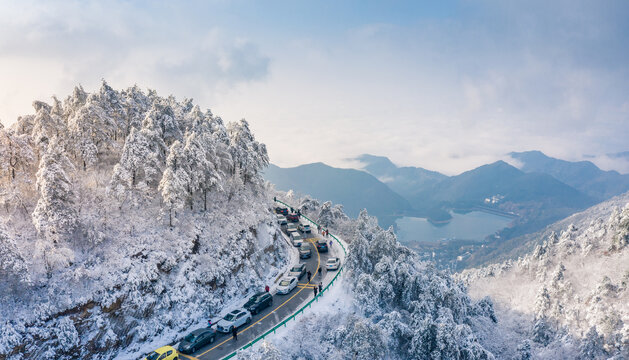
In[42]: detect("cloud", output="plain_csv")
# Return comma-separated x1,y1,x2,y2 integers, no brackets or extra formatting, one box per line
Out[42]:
0,0,627,175
0,0,269,124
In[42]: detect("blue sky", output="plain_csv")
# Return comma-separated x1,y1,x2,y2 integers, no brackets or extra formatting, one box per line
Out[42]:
1,0,628,174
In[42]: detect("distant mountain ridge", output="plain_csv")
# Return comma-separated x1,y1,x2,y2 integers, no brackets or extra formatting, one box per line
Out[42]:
509,150,629,200
355,154,595,235
264,162,412,227
354,154,447,200
266,151,627,252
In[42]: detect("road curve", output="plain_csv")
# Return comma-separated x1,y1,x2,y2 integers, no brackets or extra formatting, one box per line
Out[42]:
174,205,343,360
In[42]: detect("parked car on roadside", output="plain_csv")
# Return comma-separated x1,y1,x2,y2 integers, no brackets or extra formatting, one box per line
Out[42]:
299,244,312,259
276,276,298,295
326,257,341,270
143,346,179,360
290,232,303,247
275,207,288,215
286,223,298,233
216,309,252,333
244,292,273,315
298,223,311,233
288,263,307,279
178,328,216,354
286,213,300,222
316,239,328,253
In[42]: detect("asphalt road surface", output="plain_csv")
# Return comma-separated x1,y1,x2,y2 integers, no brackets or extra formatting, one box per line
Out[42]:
178,219,338,360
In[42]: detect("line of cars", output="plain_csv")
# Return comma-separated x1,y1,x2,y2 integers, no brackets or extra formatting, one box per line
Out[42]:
169,291,274,356
142,206,339,359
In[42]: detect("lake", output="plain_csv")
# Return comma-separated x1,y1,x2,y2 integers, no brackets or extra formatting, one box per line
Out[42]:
395,211,513,244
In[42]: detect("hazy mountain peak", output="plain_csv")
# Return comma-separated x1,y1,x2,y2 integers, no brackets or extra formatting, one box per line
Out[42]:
509,150,629,200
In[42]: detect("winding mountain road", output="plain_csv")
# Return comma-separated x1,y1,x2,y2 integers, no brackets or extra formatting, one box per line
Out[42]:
175,203,345,360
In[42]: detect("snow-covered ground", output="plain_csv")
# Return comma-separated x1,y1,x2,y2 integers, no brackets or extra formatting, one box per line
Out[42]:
238,194,499,359
0,82,289,359
460,192,629,359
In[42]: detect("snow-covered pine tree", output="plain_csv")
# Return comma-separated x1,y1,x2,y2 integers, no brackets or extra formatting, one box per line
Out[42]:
31,138,77,276
159,141,189,227
182,131,219,211
31,100,66,153
110,127,162,200
0,127,33,183
145,101,182,147
0,224,29,284
62,85,88,125
67,92,117,170
96,80,126,141
32,138,77,245
120,84,152,137
227,119,268,183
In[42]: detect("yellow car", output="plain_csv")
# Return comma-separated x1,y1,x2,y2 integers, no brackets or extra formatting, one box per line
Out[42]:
143,345,179,360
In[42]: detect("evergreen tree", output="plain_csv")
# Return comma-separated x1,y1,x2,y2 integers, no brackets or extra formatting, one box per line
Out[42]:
531,317,553,345
227,119,268,183
578,327,607,360
0,128,33,183
159,141,189,226
0,225,29,283
31,100,65,151
111,127,162,196
67,93,116,170
516,340,532,360
32,138,77,245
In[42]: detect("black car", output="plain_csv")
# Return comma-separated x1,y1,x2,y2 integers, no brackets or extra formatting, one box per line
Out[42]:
275,207,288,215
299,245,312,259
244,292,273,315
178,328,216,354
316,239,328,253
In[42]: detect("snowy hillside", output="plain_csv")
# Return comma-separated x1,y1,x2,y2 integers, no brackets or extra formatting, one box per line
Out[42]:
459,192,629,359
255,193,498,359
0,82,289,359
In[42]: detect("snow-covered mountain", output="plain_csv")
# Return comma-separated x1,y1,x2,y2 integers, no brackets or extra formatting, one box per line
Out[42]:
253,193,498,359
0,82,289,359
459,192,629,359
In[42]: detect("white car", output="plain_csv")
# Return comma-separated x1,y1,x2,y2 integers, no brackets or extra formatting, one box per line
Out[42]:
290,232,303,247
288,263,307,279
326,257,340,270
276,214,287,225
216,309,252,333
298,223,311,233
276,276,298,295
286,223,298,233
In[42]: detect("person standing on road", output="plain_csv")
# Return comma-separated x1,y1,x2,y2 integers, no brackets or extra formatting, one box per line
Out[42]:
265,285,270,292
208,319,212,328
307,271,312,282
318,282,323,293
314,286,318,297
329,240,333,248
232,326,238,341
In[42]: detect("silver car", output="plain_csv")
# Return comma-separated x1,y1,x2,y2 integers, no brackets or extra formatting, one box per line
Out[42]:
216,309,252,333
